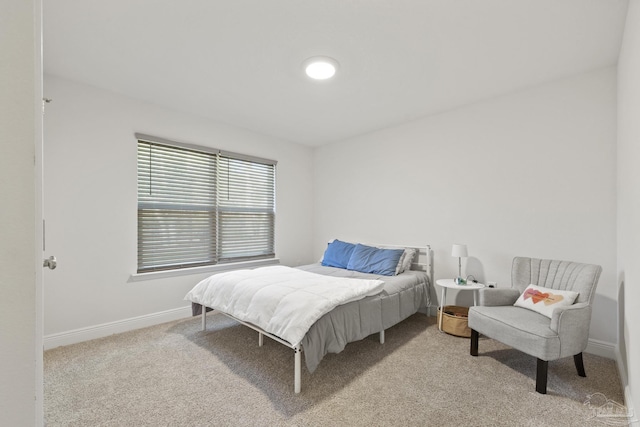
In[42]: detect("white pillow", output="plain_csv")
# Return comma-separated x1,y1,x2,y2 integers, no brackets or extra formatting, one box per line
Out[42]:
389,248,416,275
400,248,416,273
394,251,406,275
514,284,579,318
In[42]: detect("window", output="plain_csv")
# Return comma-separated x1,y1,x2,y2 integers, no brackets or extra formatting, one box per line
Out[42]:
136,134,276,273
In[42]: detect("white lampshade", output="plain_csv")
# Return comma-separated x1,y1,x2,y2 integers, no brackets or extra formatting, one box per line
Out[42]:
451,244,468,258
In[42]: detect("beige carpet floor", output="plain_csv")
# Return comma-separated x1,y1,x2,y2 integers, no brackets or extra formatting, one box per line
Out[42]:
44,313,626,426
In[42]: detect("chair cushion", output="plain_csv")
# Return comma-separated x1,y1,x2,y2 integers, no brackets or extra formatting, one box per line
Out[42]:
468,305,561,360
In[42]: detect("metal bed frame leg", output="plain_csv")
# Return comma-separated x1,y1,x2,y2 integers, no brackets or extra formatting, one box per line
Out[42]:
258,332,264,347
294,346,301,394
379,330,385,344
201,307,206,331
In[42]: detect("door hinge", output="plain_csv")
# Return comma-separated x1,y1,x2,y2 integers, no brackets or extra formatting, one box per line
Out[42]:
42,97,52,114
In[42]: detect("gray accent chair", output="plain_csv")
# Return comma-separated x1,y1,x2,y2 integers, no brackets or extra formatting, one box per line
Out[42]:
468,257,602,394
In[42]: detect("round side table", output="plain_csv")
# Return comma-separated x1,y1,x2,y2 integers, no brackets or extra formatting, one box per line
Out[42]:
435,279,485,332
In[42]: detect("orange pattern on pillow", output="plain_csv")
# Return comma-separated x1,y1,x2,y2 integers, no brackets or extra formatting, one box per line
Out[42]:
523,288,565,306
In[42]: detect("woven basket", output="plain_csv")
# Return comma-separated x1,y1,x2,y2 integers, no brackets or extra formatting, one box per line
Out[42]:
437,305,471,338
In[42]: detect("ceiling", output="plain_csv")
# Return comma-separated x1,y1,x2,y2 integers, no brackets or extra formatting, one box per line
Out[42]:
44,0,629,147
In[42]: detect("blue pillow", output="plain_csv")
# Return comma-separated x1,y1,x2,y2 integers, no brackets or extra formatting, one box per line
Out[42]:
346,244,404,276
321,239,356,269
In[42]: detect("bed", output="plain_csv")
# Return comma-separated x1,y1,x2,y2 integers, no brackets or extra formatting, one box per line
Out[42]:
185,241,433,393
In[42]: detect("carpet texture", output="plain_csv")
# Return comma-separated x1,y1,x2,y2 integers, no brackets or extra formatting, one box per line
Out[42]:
44,313,626,426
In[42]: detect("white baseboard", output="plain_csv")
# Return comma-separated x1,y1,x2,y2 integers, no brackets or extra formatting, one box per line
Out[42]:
44,306,620,358
585,338,616,359
624,385,638,426
615,345,638,426
44,306,193,350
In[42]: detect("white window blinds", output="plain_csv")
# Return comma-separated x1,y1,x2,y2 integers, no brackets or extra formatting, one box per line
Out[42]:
137,135,276,273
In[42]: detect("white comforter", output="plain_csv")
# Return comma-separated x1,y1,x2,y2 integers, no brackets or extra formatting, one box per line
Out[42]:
184,265,385,347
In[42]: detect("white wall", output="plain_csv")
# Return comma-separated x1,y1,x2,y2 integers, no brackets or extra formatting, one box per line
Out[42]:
313,67,618,347
43,75,314,337
617,0,640,418
0,0,41,424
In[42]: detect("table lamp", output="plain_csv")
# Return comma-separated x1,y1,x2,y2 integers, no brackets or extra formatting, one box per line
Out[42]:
451,244,468,283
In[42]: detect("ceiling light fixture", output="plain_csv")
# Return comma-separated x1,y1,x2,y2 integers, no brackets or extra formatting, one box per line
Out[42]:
303,56,339,80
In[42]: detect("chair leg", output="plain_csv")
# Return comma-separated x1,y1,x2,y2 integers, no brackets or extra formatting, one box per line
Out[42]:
574,353,586,377
536,358,548,394
470,329,479,356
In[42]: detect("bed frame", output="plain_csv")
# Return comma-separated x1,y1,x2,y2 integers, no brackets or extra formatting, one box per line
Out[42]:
200,244,433,393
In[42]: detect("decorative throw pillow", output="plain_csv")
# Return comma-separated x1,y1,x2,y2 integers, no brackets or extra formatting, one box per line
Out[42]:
321,239,356,269
394,250,406,275
514,284,579,318
392,248,417,275
400,248,416,273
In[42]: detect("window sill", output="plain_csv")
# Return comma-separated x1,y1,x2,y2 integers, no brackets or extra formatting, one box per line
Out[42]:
128,258,281,283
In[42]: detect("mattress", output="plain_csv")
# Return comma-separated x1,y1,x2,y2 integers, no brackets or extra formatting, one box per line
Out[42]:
185,265,386,347
295,263,430,373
